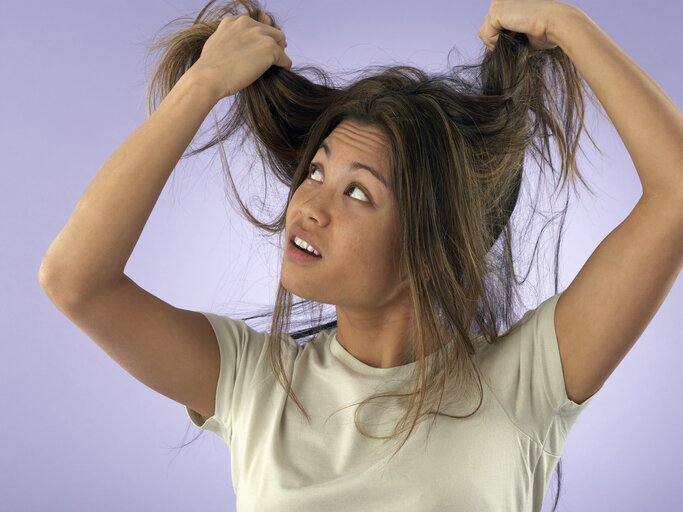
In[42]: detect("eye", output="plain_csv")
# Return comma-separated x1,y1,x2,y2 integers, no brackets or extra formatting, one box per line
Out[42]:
307,164,371,203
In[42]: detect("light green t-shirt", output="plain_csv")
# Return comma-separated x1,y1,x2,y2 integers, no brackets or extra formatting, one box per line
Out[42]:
186,291,597,511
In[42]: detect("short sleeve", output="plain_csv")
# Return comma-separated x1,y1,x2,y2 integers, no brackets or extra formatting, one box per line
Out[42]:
184,312,267,444
529,291,598,454
478,290,599,453
532,291,598,413
518,291,598,454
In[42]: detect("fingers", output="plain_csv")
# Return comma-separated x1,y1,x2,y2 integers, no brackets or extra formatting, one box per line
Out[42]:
253,11,290,67
258,11,272,25
259,13,291,68
265,26,287,49
256,12,287,49
478,13,498,50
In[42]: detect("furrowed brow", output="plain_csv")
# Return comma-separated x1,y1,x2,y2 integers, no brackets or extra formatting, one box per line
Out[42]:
318,141,388,189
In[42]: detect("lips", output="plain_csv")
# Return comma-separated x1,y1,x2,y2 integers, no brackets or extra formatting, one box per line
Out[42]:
289,226,323,257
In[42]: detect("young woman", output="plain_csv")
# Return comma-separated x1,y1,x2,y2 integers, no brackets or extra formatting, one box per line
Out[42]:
40,0,683,510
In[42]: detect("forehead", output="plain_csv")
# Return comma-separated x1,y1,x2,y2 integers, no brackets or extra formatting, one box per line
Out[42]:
321,120,390,164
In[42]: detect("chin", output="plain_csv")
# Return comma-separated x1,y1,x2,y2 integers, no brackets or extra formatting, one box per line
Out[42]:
280,270,321,302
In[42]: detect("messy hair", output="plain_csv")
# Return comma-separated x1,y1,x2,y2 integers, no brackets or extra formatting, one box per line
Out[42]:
145,1,600,510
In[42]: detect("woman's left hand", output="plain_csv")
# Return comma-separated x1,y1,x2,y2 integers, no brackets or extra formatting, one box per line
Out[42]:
478,0,565,52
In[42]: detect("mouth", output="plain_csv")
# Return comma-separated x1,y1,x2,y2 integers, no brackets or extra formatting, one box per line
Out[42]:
287,235,323,261
289,231,323,258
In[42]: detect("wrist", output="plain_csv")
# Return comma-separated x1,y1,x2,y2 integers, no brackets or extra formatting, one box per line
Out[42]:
179,65,225,105
547,3,592,49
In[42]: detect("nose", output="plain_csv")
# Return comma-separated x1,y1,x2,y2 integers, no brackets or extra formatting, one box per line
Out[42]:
297,189,331,226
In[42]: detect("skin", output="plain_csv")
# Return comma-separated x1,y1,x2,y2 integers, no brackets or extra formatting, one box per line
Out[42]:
281,119,418,368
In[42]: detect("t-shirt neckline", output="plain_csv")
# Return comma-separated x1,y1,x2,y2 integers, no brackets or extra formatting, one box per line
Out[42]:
329,329,420,377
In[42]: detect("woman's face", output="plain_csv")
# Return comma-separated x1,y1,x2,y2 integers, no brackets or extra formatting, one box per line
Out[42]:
282,120,409,308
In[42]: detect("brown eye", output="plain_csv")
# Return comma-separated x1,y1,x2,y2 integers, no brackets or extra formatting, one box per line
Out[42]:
307,164,371,203
346,183,370,203
307,164,322,181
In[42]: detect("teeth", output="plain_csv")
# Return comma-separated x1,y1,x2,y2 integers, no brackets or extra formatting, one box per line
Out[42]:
294,236,320,256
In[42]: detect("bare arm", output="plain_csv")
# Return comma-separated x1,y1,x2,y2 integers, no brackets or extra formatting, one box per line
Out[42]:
34,13,291,422
38,12,291,303
549,3,683,198
38,69,220,302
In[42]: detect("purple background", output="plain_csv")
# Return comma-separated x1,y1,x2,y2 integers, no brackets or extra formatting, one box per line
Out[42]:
2,1,681,510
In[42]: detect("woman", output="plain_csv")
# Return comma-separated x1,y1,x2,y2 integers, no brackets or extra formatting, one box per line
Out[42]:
39,0,683,510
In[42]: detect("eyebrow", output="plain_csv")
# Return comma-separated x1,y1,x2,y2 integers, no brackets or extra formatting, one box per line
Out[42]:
318,141,388,189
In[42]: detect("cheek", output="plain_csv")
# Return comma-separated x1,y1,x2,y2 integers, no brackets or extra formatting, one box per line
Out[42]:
343,232,397,273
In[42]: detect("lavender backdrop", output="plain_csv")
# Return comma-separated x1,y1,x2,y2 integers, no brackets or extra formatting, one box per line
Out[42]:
2,1,681,510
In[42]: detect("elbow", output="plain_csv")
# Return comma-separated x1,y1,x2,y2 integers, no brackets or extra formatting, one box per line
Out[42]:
38,261,81,307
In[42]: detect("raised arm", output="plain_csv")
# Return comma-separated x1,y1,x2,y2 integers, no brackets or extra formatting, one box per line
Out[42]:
38,11,291,301
36,12,292,421
38,71,219,302
479,1,682,404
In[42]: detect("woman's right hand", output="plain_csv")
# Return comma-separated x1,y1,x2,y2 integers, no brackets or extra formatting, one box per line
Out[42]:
190,12,292,100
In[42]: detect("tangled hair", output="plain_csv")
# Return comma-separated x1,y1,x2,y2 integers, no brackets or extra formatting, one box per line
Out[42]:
145,1,601,510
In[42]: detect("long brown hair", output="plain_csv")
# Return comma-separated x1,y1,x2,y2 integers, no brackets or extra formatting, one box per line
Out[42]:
146,1,600,509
